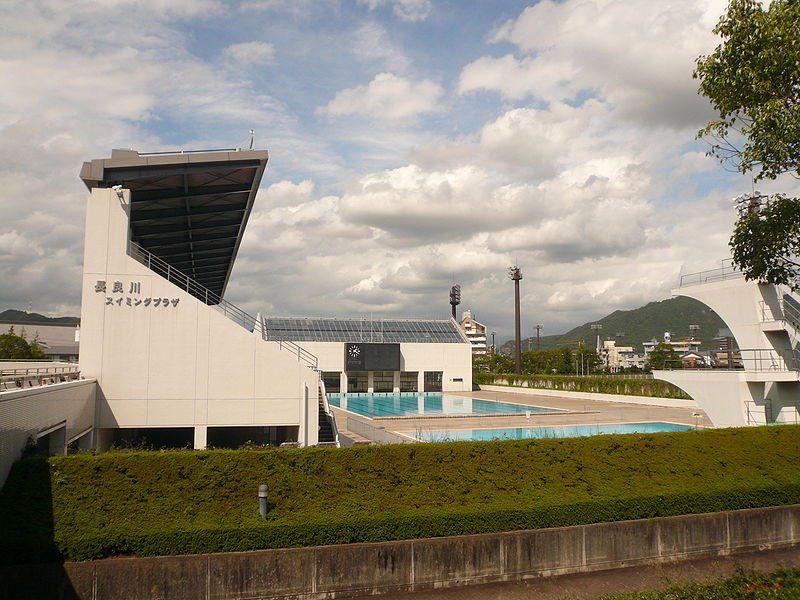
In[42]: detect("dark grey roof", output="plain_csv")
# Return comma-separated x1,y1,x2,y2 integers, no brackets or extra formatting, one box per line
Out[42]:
263,318,466,343
80,148,268,299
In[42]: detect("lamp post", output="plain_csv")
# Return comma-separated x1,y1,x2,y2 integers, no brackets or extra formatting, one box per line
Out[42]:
491,331,496,355
508,265,523,375
535,324,542,351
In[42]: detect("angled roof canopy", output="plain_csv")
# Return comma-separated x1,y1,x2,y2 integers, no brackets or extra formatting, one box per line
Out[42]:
80,148,268,299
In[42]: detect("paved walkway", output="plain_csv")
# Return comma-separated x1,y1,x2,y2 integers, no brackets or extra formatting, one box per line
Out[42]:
335,388,712,443
346,547,800,600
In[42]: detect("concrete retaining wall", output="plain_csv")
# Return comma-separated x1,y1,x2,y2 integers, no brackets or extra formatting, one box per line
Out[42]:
479,383,699,408
0,378,96,486
4,504,798,600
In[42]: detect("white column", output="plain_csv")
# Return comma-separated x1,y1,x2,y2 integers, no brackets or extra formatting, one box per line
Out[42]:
340,371,348,394
418,371,425,393
193,425,207,450
393,371,400,393
367,371,374,393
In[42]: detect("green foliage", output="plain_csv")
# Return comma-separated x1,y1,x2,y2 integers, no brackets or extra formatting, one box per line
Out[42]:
0,334,48,360
1,426,798,562
696,1,800,287
646,343,683,371
695,0,800,180
731,194,800,288
520,347,576,374
600,569,800,600
476,373,691,399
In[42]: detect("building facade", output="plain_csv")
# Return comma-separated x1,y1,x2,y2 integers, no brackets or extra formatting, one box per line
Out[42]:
459,310,488,356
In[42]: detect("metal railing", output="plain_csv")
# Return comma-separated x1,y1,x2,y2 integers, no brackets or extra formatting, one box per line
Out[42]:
1,365,82,391
759,296,800,333
128,241,318,369
661,348,800,372
679,258,744,287
318,379,340,447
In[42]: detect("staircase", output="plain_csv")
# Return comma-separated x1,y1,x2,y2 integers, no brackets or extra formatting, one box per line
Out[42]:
317,386,339,446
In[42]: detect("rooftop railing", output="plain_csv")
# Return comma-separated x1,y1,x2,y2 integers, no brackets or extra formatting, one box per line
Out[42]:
128,241,318,369
679,258,744,287
660,348,800,372
1,365,82,391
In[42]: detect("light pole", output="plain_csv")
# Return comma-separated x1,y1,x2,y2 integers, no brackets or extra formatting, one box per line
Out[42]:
508,265,523,375
491,331,496,355
535,324,543,351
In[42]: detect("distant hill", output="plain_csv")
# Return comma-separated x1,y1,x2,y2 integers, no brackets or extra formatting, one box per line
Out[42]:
499,297,727,353
0,309,80,327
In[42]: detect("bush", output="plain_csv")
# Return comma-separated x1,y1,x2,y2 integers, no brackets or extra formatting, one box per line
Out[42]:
476,373,691,398
1,426,798,562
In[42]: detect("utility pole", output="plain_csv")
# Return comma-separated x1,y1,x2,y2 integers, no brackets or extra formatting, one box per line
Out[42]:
535,324,543,351
491,331,496,356
508,265,523,374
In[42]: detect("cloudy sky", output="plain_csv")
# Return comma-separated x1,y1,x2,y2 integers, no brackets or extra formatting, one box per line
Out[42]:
2,0,797,342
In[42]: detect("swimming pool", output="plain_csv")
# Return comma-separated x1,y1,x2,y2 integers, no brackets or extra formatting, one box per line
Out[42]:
405,422,693,442
327,392,562,418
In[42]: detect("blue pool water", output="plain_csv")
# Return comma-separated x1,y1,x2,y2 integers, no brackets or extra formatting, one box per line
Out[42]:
405,422,693,442
327,393,562,418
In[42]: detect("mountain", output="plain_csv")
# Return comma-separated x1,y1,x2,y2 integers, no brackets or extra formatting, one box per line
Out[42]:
499,297,727,353
0,309,80,326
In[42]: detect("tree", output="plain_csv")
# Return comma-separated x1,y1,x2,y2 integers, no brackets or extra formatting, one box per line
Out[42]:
695,0,800,180
646,343,683,371
695,0,800,286
730,194,800,288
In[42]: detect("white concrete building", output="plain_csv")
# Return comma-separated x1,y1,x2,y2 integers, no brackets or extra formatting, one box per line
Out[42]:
654,260,800,427
264,317,472,395
75,148,472,450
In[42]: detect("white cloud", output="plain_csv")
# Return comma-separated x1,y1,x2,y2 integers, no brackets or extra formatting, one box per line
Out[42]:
357,0,432,22
351,22,410,73
222,41,275,64
318,73,443,120
460,0,725,129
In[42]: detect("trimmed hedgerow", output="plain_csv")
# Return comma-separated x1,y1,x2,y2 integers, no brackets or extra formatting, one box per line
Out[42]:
1,426,799,563
476,373,692,399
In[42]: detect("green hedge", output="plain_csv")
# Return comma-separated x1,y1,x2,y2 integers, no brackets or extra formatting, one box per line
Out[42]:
1,426,799,563
475,372,691,399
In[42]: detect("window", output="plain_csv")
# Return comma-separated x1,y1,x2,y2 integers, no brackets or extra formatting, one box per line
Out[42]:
347,372,368,393
400,371,418,392
322,372,340,394
373,371,394,393
424,371,442,392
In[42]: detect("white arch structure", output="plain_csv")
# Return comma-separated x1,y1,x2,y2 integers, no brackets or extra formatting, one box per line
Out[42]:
654,260,800,427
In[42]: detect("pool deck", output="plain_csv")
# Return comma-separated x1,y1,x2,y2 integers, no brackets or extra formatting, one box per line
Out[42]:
333,388,713,443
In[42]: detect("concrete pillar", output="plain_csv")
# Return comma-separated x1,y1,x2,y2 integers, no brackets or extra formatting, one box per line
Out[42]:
77,430,94,451
393,371,400,393
193,425,207,450
340,371,348,394
47,427,67,456
93,428,114,452
418,371,425,393
367,371,374,393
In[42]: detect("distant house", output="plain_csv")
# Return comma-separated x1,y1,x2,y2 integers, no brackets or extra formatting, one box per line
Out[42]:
680,351,708,369
643,332,701,359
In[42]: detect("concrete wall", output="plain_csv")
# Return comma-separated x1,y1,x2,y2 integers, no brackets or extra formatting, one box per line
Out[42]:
5,504,798,600
0,379,96,486
79,188,319,447
479,384,700,409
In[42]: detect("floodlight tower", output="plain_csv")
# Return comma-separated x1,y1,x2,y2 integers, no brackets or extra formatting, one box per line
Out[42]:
535,324,543,351
449,284,461,320
591,323,603,352
508,265,523,374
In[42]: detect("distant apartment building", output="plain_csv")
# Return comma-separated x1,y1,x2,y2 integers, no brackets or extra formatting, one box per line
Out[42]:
598,340,637,371
643,332,701,359
459,310,488,355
